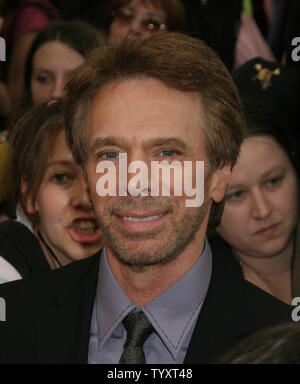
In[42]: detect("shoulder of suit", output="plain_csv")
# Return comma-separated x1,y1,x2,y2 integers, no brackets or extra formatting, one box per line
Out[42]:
0,251,101,298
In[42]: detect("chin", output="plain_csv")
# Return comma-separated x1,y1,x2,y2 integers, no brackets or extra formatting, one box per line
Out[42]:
69,253,92,262
67,246,98,261
256,241,290,259
112,236,182,268
116,251,174,268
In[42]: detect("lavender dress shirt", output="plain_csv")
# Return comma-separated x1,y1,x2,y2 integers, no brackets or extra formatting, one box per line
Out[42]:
88,240,212,364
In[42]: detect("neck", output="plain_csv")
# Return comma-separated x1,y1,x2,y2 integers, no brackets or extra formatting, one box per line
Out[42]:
106,230,207,307
34,229,68,269
236,237,294,304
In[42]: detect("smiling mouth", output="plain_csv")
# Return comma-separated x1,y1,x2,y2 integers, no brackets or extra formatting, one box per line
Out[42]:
114,211,168,233
121,214,164,222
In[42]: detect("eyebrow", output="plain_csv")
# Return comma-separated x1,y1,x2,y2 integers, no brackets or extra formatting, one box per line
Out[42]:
46,160,76,168
226,183,245,193
120,5,163,18
34,68,74,76
144,12,164,19
90,136,189,154
33,68,52,74
260,166,285,178
121,5,134,12
90,136,129,154
227,166,285,191
143,137,188,151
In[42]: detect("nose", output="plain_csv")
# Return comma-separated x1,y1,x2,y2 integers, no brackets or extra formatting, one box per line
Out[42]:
128,18,143,38
121,151,151,197
50,77,65,100
71,174,93,211
250,189,272,219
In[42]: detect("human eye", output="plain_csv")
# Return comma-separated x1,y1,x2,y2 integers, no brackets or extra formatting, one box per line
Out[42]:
266,177,282,188
100,152,120,160
36,74,51,84
159,149,181,158
51,173,71,184
226,190,243,201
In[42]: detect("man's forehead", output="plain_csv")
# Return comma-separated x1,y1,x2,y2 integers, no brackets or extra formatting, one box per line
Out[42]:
93,76,201,102
87,77,204,134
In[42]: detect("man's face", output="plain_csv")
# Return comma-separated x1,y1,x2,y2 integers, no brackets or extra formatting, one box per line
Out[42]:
86,78,229,268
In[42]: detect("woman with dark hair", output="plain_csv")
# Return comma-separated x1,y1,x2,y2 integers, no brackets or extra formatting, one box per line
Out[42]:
0,20,101,234
23,20,101,105
216,101,299,304
0,100,103,283
106,0,185,41
0,0,59,114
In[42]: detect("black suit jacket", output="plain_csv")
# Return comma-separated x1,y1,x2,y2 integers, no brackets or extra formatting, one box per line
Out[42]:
0,241,293,364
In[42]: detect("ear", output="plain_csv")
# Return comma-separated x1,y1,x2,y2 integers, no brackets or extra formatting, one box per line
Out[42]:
21,178,38,214
208,165,232,203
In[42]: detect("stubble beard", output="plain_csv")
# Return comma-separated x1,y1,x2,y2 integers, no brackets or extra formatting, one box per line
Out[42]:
94,195,211,269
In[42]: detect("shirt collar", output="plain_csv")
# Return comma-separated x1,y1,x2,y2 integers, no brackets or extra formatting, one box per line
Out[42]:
143,239,212,358
96,248,134,349
96,241,212,358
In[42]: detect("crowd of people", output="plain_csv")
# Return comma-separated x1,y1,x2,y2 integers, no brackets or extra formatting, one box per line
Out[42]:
0,0,299,365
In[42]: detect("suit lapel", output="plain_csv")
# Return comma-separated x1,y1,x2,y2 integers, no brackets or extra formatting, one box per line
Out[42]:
184,248,252,363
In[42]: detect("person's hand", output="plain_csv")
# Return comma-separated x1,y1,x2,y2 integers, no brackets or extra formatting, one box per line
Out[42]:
234,12,276,69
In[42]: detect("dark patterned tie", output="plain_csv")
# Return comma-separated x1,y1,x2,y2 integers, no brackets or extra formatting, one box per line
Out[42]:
119,311,154,364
